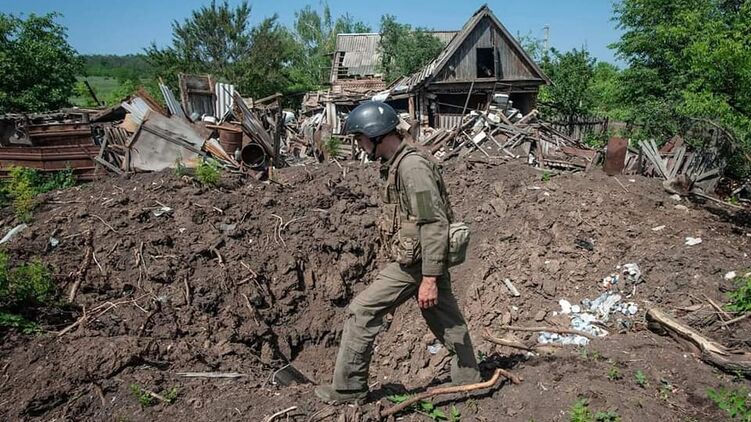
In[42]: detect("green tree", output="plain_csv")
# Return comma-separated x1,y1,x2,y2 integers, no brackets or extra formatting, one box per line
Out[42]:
538,48,597,129
0,12,81,113
612,0,751,177
292,3,370,91
145,1,301,99
591,62,625,120
378,15,444,83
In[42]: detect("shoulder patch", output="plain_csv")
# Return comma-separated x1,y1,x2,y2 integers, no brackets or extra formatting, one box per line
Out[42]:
413,190,435,221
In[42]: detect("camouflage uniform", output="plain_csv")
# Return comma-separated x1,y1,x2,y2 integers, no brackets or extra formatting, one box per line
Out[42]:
331,138,480,392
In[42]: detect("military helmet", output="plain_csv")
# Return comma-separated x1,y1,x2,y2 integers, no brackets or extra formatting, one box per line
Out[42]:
343,101,399,139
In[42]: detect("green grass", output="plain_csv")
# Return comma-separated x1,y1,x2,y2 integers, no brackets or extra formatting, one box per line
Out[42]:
70,76,122,107
607,366,622,381
322,137,343,158
708,387,751,421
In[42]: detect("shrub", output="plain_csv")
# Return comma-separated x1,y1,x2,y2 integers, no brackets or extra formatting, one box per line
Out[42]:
195,159,221,186
726,274,751,313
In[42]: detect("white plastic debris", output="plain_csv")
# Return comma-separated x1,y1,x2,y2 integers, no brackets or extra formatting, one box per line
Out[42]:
0,224,27,244
571,305,581,313
725,271,737,280
670,194,682,202
427,341,443,355
685,237,703,246
652,225,666,231
153,206,173,217
584,292,623,322
49,237,60,248
622,263,642,284
559,299,572,314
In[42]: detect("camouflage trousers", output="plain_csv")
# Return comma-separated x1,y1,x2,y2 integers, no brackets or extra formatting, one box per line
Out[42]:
332,262,480,390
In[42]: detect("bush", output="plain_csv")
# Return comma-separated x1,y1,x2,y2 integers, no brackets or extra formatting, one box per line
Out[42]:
3,166,76,222
195,159,221,186
708,387,751,421
0,251,55,333
726,274,751,313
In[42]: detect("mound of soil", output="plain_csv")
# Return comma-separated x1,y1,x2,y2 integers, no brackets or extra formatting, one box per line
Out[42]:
1,158,750,421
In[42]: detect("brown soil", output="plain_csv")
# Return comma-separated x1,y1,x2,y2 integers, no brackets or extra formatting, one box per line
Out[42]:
1,158,750,421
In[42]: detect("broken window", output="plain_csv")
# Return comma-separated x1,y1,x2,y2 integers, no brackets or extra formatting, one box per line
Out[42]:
476,48,495,78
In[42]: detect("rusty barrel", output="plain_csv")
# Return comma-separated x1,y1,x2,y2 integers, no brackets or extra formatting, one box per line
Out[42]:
218,125,243,155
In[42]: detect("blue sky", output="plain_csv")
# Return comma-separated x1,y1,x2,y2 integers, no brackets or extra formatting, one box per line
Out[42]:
0,0,622,63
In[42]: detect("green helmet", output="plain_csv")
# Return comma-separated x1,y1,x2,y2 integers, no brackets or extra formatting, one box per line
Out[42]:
343,101,399,138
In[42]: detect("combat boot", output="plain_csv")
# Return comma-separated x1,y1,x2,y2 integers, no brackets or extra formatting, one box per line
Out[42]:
314,385,367,404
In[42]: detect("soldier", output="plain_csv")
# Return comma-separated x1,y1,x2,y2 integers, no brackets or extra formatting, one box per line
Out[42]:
314,101,481,404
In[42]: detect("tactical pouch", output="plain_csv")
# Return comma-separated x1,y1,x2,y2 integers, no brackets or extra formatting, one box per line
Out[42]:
448,222,470,267
392,220,421,266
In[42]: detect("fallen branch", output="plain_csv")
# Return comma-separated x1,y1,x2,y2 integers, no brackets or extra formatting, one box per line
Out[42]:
265,406,297,422
723,313,751,327
483,331,561,353
91,214,118,233
68,233,94,302
379,368,521,418
176,372,246,378
501,325,596,340
646,307,751,377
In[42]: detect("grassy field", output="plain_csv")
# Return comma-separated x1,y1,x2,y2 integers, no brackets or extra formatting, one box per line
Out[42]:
69,76,122,107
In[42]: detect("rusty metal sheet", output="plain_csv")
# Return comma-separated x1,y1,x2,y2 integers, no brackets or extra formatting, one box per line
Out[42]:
603,137,628,176
0,144,102,180
27,123,93,146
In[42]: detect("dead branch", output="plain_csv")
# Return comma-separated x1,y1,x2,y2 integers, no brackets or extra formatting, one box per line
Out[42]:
501,325,596,340
91,214,118,233
723,313,751,327
646,307,751,377
68,233,94,302
265,406,298,422
483,332,533,351
379,368,521,418
176,372,246,378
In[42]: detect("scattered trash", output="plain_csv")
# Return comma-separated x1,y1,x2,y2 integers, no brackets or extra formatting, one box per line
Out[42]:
685,237,703,246
670,194,682,202
622,263,642,284
652,225,666,231
675,205,689,211
559,299,572,314
427,341,443,355
49,237,60,248
725,271,737,280
153,206,173,217
0,224,27,244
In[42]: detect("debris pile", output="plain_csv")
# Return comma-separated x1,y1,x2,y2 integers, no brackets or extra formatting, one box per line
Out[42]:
0,74,299,180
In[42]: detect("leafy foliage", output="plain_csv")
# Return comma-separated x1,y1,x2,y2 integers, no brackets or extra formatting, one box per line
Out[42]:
3,166,76,222
322,137,343,158
634,370,648,388
291,3,370,92
386,394,449,420
0,251,55,333
607,365,622,381
379,15,444,83
195,159,221,186
725,274,751,312
708,387,751,421
539,49,597,124
570,399,594,422
130,384,155,407
0,12,82,113
611,0,751,178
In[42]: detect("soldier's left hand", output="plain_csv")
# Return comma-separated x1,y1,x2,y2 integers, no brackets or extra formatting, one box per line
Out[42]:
418,276,439,309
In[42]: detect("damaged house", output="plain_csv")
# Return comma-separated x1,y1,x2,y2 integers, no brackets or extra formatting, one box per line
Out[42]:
310,5,549,138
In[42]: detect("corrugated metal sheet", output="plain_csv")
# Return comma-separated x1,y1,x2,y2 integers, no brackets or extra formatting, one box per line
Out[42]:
438,114,464,129
121,97,152,125
215,82,235,120
159,83,186,119
333,31,457,80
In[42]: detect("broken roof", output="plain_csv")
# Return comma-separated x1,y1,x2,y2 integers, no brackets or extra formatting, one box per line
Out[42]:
331,31,458,82
392,5,551,93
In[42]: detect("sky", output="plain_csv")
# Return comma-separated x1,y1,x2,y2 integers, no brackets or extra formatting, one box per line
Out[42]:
0,0,622,64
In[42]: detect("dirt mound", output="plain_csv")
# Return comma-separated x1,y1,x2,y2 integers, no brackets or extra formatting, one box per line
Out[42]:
1,158,750,421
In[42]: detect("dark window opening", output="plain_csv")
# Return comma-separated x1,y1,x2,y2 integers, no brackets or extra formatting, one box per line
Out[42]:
476,48,495,78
